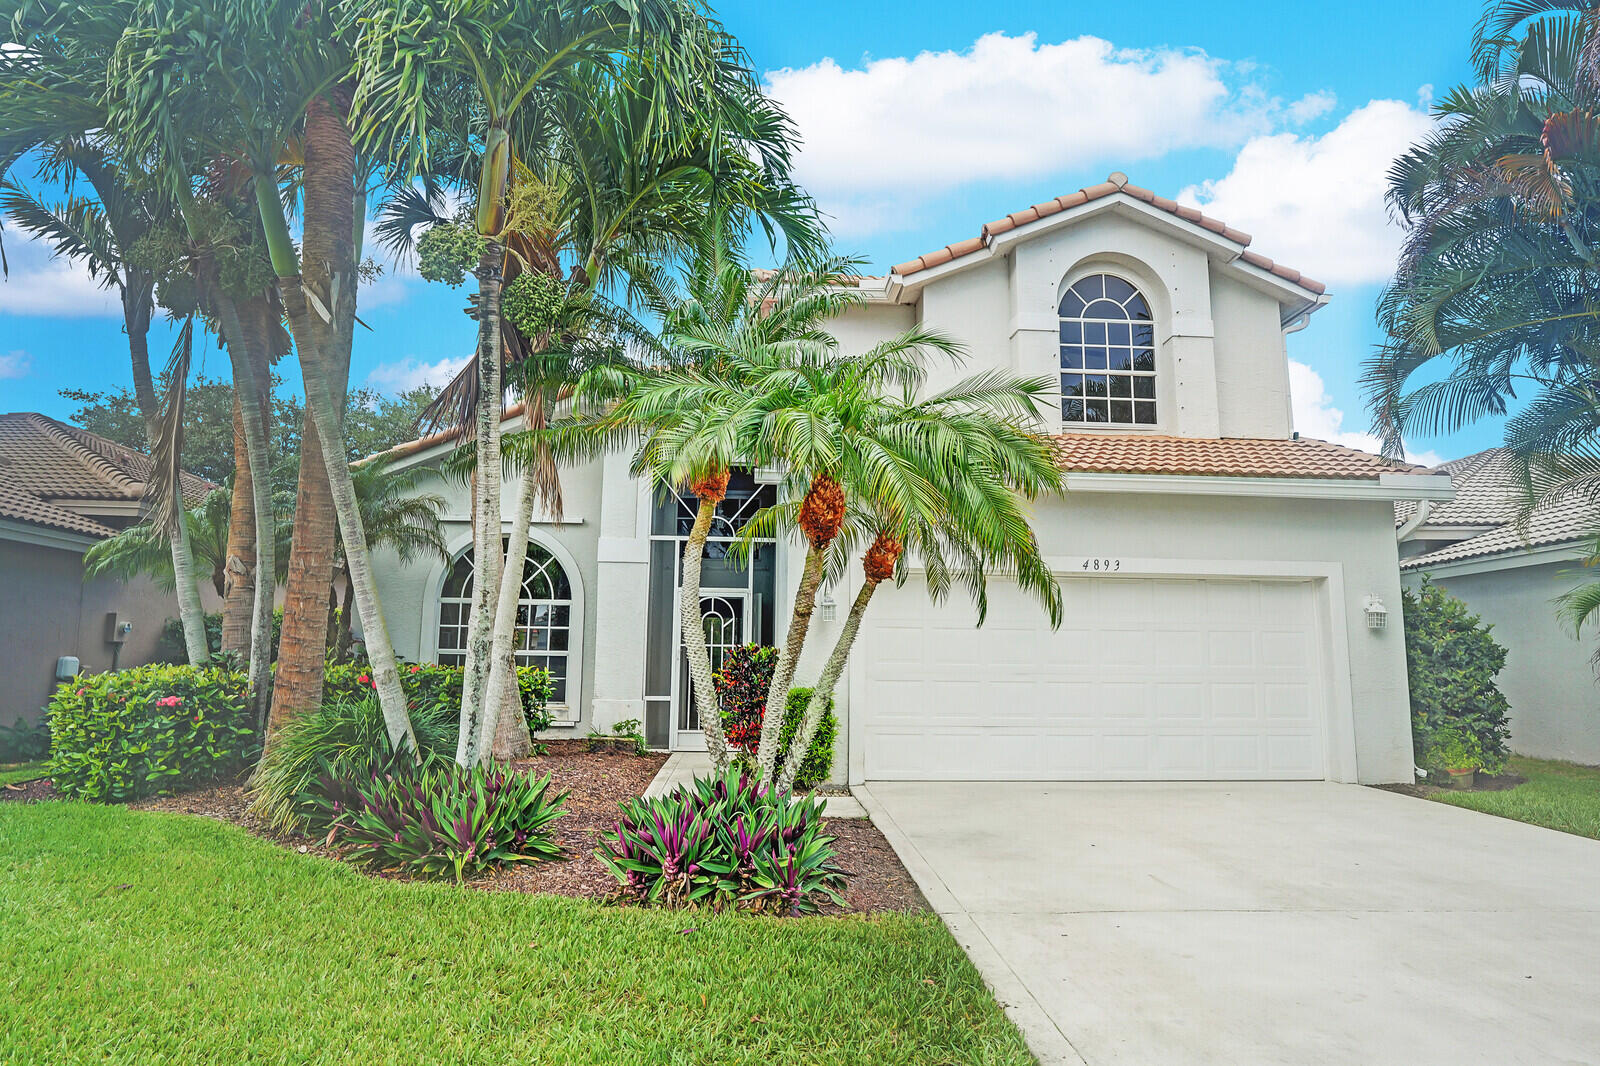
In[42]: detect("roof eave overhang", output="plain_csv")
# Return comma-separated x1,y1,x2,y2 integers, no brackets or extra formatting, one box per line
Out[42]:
0,517,101,551
1401,539,1589,577
886,195,1329,313
1064,470,1457,501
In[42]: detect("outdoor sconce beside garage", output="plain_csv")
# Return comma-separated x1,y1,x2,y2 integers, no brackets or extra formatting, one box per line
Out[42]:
1364,596,1389,631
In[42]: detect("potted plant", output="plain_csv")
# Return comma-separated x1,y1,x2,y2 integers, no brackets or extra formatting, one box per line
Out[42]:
1427,725,1485,789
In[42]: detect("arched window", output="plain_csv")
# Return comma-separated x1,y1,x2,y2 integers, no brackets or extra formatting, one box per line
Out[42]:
1059,273,1156,426
436,540,574,705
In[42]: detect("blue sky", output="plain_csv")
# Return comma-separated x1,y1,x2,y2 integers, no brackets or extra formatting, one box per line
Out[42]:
0,0,1488,461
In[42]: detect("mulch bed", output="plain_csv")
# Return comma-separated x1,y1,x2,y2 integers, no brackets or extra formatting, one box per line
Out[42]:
13,740,926,914
1372,769,1528,800
1,777,60,803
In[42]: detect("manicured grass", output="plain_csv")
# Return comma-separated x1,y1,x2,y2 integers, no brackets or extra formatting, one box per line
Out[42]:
0,802,1032,1066
0,762,46,787
1429,756,1600,840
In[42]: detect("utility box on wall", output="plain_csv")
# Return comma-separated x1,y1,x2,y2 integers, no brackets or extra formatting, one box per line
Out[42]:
104,613,132,644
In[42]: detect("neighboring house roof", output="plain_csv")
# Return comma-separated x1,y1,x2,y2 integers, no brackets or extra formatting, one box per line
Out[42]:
1399,447,1596,569
373,402,530,464
1052,434,1425,480
890,172,1327,297
0,412,213,539
0,479,118,538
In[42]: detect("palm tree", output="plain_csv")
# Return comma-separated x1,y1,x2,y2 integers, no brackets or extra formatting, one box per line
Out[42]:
0,26,211,664
106,0,418,751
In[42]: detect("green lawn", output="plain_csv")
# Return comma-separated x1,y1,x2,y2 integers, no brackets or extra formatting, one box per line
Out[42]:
1429,756,1600,840
0,802,1032,1066
0,762,46,787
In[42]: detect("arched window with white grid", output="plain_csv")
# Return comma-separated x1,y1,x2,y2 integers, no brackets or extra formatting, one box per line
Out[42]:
1059,273,1157,427
436,539,574,706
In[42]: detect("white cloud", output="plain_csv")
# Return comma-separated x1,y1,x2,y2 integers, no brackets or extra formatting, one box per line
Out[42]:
365,354,469,394
0,349,29,378
1289,359,1441,466
1178,99,1434,285
1287,90,1336,124
765,32,1278,234
0,237,120,316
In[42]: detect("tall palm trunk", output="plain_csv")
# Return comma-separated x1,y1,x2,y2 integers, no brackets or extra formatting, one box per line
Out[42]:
267,91,359,749
756,544,824,778
126,288,208,665
778,534,901,792
681,485,732,772
473,430,540,765
220,392,257,657
457,239,507,765
758,474,845,779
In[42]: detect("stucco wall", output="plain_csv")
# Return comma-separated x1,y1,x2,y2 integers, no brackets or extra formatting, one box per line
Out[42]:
1209,269,1293,438
369,453,604,735
0,537,182,727
1406,561,1600,765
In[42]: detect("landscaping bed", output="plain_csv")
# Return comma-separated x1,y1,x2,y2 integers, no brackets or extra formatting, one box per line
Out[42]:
1379,756,1600,840
14,740,924,914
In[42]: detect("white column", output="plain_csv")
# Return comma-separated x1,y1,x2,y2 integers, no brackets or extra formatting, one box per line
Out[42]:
589,450,650,733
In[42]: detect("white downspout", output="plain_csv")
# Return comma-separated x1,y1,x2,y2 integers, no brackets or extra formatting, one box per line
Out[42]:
1395,498,1434,542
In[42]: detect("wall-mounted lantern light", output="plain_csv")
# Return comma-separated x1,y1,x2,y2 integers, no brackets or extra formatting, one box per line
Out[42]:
1364,596,1389,631
819,590,837,623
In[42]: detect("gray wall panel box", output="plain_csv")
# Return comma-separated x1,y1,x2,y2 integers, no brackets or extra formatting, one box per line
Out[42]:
55,656,81,681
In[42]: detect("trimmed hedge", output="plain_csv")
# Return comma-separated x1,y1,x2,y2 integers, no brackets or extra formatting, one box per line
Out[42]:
1403,577,1513,777
322,662,556,734
48,663,258,802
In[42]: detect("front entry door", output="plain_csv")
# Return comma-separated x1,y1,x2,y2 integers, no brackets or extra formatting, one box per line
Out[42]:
672,593,748,750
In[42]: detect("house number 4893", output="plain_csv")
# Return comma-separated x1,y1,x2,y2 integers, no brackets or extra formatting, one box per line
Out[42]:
1081,558,1121,572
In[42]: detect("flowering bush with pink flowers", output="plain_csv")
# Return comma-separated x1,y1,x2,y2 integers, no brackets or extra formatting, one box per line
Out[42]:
47,664,256,802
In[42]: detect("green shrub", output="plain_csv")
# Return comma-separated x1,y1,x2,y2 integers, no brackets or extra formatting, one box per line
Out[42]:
714,645,837,788
322,662,556,735
318,762,567,882
780,688,837,790
597,769,845,914
1403,578,1513,777
248,696,459,831
48,664,258,802
1428,723,1487,772
0,716,50,763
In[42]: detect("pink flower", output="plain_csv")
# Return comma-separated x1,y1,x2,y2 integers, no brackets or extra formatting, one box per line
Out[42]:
155,695,184,708
76,688,84,697
357,674,371,686
409,665,420,674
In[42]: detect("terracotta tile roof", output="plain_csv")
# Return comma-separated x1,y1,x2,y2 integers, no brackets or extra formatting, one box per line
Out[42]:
0,477,118,538
891,172,1326,296
0,412,213,537
1052,434,1425,480
375,402,528,462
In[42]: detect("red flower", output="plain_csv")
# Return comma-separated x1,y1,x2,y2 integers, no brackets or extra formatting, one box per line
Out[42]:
409,665,420,674
357,674,371,686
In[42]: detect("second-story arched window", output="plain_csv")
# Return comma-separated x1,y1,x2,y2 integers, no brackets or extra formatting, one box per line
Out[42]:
1059,273,1156,426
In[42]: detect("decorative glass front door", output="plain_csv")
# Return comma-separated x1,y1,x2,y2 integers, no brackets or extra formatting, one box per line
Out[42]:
677,594,748,735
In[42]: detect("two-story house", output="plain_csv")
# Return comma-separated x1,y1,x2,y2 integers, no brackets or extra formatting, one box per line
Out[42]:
369,173,1454,785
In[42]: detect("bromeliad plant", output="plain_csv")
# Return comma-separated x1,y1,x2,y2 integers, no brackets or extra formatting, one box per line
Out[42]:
317,762,567,883
596,769,845,915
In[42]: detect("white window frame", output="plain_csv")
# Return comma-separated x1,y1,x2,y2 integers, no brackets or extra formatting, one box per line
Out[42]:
1058,271,1158,428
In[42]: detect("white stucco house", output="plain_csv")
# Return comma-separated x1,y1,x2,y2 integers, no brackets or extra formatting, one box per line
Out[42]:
1399,449,1600,764
369,171,1454,785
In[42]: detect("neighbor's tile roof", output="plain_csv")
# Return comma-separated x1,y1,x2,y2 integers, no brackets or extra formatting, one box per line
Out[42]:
1394,448,1528,529
0,412,212,537
374,402,529,462
891,172,1327,296
0,478,118,538
1052,434,1424,480
1401,500,1598,569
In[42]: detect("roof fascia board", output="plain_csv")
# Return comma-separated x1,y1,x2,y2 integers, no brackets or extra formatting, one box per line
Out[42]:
1401,541,1587,577
0,517,99,551
1064,470,1456,501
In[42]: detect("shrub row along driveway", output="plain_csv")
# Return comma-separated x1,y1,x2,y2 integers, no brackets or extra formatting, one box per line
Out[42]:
860,781,1600,1066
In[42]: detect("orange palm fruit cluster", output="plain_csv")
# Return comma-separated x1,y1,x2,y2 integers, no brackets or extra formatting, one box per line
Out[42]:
798,473,846,548
863,532,903,583
691,465,731,503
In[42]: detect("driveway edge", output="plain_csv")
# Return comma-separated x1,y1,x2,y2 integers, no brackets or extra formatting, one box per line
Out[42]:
852,785,1087,1066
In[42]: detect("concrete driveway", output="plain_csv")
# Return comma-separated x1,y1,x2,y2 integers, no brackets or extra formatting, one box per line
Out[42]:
856,782,1600,1066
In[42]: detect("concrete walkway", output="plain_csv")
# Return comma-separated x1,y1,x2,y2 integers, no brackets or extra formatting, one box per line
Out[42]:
858,781,1600,1066
642,751,866,817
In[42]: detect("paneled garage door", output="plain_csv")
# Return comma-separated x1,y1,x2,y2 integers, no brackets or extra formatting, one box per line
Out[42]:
859,576,1327,780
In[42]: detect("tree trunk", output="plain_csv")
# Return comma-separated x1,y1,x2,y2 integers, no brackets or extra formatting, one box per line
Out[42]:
265,90,359,749
681,495,732,773
756,544,826,779
282,275,416,753
126,290,208,665
777,579,878,792
457,239,507,765
335,572,355,662
473,444,540,764
220,393,256,657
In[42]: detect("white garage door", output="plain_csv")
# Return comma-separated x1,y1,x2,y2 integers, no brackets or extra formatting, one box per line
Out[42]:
860,576,1327,780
